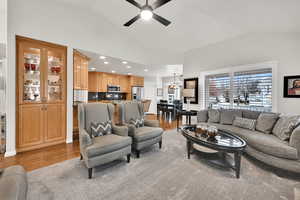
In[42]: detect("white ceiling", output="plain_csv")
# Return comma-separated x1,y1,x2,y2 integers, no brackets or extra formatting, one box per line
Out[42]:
59,0,300,58
79,49,183,77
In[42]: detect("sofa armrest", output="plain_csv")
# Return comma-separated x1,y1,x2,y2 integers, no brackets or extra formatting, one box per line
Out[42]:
112,124,128,137
79,129,92,150
125,123,136,137
289,126,300,155
144,119,160,127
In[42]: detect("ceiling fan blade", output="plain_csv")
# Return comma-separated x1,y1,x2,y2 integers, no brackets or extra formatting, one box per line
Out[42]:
126,0,142,9
124,15,140,27
153,13,171,26
151,0,172,9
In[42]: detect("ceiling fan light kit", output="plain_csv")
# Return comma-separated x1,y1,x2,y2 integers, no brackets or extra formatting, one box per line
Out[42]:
124,0,172,27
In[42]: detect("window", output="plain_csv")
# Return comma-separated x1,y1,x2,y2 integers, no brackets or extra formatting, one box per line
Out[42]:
205,73,231,109
205,68,272,112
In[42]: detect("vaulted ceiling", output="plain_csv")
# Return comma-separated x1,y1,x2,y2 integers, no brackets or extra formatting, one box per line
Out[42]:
59,0,300,64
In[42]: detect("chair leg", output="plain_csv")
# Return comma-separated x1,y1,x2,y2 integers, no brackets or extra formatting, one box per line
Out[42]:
159,140,162,149
136,150,140,158
88,168,93,179
80,154,83,160
127,154,131,163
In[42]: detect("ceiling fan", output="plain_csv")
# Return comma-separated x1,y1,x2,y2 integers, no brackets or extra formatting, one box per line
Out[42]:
124,0,172,27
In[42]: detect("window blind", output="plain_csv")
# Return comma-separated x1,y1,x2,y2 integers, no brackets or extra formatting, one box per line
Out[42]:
205,73,231,109
205,68,272,112
233,68,272,112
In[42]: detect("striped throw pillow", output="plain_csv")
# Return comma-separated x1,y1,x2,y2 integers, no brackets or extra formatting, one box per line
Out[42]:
90,121,112,138
130,118,144,128
233,117,257,131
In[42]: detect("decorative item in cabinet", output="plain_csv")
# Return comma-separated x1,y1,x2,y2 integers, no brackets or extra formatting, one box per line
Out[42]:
23,49,41,102
47,51,64,102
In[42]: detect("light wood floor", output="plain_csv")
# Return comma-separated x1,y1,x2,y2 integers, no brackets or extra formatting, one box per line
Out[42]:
0,115,180,171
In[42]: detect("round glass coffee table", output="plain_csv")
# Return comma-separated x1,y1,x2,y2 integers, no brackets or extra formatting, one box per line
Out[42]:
180,125,247,178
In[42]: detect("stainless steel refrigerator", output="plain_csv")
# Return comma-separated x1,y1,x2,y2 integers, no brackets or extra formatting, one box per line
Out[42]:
132,86,144,100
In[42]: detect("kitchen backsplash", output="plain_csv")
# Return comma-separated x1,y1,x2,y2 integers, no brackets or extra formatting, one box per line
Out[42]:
73,90,88,102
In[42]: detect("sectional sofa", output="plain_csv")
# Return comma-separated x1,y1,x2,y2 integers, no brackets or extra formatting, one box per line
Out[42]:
196,109,300,173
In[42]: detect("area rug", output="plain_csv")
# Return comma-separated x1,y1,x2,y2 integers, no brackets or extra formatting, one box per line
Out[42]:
27,129,300,200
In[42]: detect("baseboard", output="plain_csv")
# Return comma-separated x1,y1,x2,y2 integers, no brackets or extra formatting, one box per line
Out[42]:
4,150,16,157
66,138,73,144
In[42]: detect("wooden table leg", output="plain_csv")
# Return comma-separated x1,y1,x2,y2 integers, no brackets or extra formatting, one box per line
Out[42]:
187,140,191,159
234,151,241,179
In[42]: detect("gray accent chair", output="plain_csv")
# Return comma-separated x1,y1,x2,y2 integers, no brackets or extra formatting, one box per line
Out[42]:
0,165,27,200
197,109,300,173
78,103,132,179
120,102,164,158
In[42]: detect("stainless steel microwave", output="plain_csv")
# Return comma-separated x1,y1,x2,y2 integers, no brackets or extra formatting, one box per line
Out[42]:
107,85,121,92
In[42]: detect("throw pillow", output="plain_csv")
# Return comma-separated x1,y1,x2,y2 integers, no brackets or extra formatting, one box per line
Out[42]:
272,115,300,141
130,117,144,128
90,121,112,138
242,110,261,120
197,110,208,123
233,117,257,131
208,109,220,123
256,113,279,134
220,109,242,125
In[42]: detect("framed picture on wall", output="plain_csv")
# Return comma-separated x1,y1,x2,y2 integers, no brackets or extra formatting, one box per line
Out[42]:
284,75,300,98
157,88,163,96
183,78,199,104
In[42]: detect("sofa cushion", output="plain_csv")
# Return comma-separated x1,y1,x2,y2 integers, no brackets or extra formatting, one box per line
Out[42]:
220,109,242,125
208,109,220,123
256,113,279,134
272,115,300,141
209,123,298,160
129,117,144,128
84,103,111,133
134,126,163,142
233,117,256,131
242,110,261,120
197,110,208,123
85,134,131,157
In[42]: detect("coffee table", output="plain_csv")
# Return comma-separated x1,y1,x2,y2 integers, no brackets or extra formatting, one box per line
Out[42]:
180,125,247,178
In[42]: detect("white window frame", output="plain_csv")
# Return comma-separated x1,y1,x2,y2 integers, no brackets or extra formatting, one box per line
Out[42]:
199,61,278,112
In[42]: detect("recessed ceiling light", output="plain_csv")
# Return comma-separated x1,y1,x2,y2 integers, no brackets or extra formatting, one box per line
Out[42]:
122,61,128,64
111,70,116,73
104,61,109,64
127,72,132,75
144,69,148,72
99,56,106,59
126,66,131,69
90,67,96,71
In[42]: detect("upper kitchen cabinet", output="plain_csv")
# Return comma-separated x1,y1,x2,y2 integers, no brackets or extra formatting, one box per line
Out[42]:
130,76,144,87
88,72,104,92
73,50,89,90
119,75,129,93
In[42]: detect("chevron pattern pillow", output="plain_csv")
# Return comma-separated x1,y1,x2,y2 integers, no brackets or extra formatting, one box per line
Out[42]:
129,118,144,128
90,121,112,138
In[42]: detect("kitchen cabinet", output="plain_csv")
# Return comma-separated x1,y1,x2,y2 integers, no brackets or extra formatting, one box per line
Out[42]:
16,36,67,152
130,76,144,87
119,75,129,93
88,72,103,92
73,50,89,90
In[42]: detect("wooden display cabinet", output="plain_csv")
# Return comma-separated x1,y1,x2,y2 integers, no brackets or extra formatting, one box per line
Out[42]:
16,36,67,152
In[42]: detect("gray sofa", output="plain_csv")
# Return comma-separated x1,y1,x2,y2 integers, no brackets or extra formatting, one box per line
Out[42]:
197,109,300,173
120,102,164,158
78,103,132,178
0,165,27,200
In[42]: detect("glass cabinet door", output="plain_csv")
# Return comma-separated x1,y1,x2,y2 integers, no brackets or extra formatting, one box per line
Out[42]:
21,45,43,103
46,48,65,103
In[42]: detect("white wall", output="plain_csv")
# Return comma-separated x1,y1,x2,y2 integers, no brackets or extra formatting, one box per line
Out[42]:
5,0,152,156
0,0,6,44
144,76,158,114
184,33,300,115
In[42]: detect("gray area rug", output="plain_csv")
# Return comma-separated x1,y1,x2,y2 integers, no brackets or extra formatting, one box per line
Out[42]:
28,129,300,200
